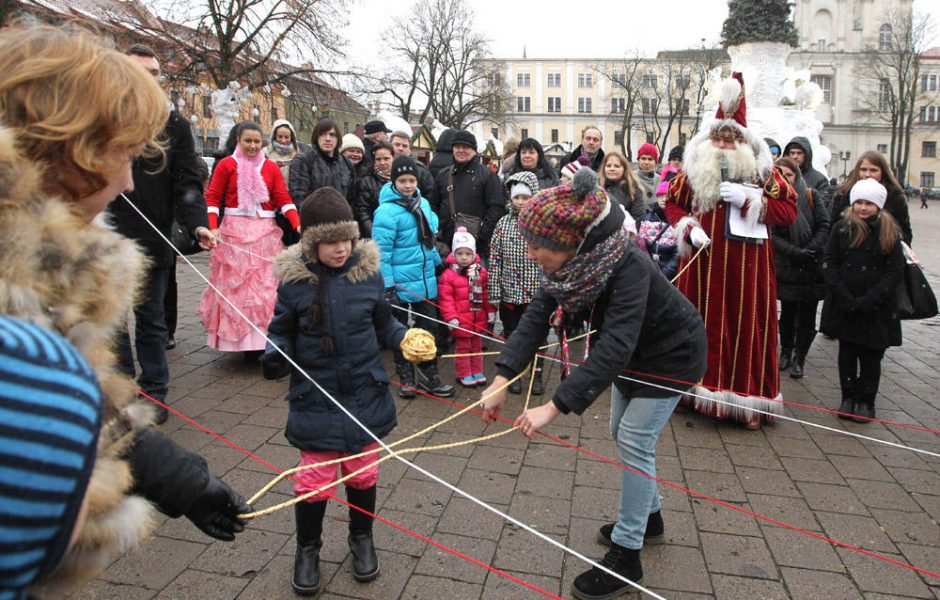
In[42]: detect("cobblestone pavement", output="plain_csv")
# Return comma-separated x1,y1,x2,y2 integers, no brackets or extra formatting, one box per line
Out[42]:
75,205,940,599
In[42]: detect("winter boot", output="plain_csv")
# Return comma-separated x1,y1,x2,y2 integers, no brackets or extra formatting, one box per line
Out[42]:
508,378,522,394
789,351,805,379
531,367,544,396
415,362,455,398
396,363,416,399
292,501,326,595
837,376,858,420
597,511,664,546
572,542,643,600
852,389,877,424
779,347,794,371
346,486,379,582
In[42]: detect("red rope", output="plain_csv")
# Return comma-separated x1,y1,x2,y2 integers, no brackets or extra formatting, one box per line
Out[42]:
136,389,563,600
399,383,940,581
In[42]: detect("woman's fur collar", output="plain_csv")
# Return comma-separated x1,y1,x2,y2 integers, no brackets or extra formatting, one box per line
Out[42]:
274,238,380,285
0,125,156,593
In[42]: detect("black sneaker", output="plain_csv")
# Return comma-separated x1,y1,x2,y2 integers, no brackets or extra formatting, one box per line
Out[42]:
165,336,177,350
415,364,455,398
572,542,642,600
397,365,416,399
153,404,169,425
598,511,664,546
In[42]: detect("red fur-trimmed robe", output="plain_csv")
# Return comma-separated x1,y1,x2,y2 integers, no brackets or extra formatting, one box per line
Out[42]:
665,170,797,425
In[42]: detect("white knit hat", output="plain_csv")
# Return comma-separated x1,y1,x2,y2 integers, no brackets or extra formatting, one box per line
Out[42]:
850,179,887,210
561,160,587,180
339,133,365,154
452,226,476,255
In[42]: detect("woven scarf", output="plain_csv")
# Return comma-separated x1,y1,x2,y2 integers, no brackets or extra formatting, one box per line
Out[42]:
541,227,627,313
374,168,391,182
395,196,435,249
453,262,484,310
233,146,269,215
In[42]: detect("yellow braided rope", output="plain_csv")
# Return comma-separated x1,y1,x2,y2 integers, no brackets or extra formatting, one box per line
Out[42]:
440,329,595,359
670,244,707,284
400,328,437,363
239,363,537,519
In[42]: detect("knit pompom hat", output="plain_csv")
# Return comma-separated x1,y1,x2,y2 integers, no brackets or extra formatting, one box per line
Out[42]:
518,168,608,251
300,187,360,245
850,178,888,210
668,145,684,162
339,133,365,154
452,226,476,255
637,143,659,161
0,316,103,596
561,155,591,180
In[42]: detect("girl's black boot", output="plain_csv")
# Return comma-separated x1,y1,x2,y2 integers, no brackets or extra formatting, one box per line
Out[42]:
293,500,326,595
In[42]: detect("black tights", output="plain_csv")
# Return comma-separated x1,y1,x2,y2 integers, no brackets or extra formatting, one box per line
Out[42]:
778,301,818,352
837,341,886,402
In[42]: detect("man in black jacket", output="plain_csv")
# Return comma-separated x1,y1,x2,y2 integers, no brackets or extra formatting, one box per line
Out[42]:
432,130,506,257
785,137,831,209
109,45,215,424
560,125,606,172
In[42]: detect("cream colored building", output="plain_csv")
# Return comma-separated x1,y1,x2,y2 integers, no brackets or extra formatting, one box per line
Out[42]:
476,0,939,186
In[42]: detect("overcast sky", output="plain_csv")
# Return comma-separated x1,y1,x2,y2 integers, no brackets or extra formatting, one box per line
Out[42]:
340,0,940,73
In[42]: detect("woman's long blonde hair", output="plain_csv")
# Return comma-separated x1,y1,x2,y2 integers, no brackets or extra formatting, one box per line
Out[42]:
598,151,642,199
840,205,901,254
0,24,168,201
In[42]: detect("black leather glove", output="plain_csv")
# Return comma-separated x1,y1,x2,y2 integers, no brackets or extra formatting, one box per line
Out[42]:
184,475,252,542
799,248,818,262
260,349,289,380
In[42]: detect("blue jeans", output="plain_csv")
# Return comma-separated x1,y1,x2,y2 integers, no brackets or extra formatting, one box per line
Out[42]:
116,265,170,401
609,386,679,550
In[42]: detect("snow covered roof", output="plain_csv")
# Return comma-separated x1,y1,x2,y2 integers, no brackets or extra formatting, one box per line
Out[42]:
374,112,413,137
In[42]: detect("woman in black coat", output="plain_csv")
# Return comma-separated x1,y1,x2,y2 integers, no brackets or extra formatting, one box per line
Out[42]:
821,179,904,423
507,137,561,191
829,150,912,244
481,169,706,599
772,157,830,379
353,142,394,237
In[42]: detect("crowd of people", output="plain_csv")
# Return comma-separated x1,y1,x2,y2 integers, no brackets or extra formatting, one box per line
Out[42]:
0,22,924,600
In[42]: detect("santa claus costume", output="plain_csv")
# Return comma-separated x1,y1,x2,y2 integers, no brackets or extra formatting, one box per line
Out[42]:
665,73,797,429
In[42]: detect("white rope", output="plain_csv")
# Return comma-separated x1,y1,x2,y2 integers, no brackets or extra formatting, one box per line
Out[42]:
120,195,666,600
215,238,275,262
393,304,940,461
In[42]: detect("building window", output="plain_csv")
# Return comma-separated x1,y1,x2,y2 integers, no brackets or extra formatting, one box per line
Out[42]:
611,73,627,88
641,98,659,114
921,172,936,188
922,74,939,92
577,73,593,88
614,130,624,146
551,129,559,143
486,73,502,87
679,133,688,146
674,75,691,90
516,96,531,112
877,143,888,153
611,97,626,114
517,73,531,88
645,131,655,143
641,73,658,89
547,73,561,88
810,74,833,103
202,96,212,118
578,97,592,113
925,141,938,158
923,106,940,123
491,128,499,139
547,97,562,113
879,24,893,51
879,80,892,112
677,98,690,116
344,121,349,134
520,128,529,139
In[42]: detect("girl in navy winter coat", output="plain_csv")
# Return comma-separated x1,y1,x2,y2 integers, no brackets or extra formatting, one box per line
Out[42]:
821,179,904,424
262,188,409,595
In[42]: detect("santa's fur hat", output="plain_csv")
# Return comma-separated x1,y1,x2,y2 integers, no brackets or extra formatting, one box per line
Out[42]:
682,72,773,185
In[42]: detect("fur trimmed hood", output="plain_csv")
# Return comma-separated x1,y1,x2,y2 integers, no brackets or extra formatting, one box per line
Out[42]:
274,238,381,285
0,125,155,595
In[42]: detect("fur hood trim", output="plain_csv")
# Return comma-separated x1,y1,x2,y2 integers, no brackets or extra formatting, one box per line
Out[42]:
274,239,380,285
300,220,361,249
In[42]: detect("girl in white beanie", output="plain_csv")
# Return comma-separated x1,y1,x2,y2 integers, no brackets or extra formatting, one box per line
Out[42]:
820,178,904,423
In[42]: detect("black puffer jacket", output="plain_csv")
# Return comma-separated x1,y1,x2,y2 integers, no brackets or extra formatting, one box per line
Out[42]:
432,155,506,253
771,171,830,303
496,204,707,412
288,146,356,206
829,184,912,245
428,128,456,181
820,216,904,349
108,111,208,268
353,171,390,237
266,240,406,453
784,137,831,209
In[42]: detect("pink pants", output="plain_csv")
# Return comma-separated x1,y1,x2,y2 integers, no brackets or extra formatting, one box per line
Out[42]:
293,443,379,500
454,336,483,379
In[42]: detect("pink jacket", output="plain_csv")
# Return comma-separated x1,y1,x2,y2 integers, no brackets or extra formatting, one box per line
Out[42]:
438,254,496,338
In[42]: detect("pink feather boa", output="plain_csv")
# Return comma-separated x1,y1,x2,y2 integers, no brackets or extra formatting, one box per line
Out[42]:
233,146,269,215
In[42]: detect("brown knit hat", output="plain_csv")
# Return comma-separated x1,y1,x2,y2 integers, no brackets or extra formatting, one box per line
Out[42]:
300,187,360,245
517,168,607,251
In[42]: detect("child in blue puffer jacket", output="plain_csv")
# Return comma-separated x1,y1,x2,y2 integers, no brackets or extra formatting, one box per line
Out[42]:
372,156,455,399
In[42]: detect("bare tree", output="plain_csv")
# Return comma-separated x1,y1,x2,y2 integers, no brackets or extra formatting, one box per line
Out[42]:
360,0,511,128
638,68,664,153
595,51,645,160
857,9,935,186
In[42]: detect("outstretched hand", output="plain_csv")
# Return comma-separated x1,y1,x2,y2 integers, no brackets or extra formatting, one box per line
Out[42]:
480,375,509,425
514,402,561,440
184,475,252,541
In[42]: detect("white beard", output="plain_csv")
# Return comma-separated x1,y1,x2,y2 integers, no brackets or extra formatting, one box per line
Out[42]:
684,142,759,214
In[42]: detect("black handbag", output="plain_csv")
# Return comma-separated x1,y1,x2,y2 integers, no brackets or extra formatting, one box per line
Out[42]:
895,242,938,320
448,170,481,237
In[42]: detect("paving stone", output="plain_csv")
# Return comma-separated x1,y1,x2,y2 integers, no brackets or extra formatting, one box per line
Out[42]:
454,468,517,505
434,497,507,541
414,533,497,584
492,526,565,577
736,465,802,497
481,569,562,600
780,455,846,484
235,555,337,600
515,465,576,500
574,456,623,490
846,479,924,512
154,569,248,598
104,536,208,590
779,567,862,599
710,574,789,599
195,529,290,576
700,532,778,579
691,498,762,537
327,550,417,599
762,525,846,572
408,451,468,485
725,443,786,470
523,441,578,471
372,509,439,557
747,493,823,532
571,485,619,521
815,511,898,553
507,494,571,536
797,482,871,516
811,433,873,457
836,547,934,598
467,444,525,475
685,471,748,503
869,508,940,546
642,544,713,593
677,445,736,473
71,580,156,599
767,434,825,459
400,575,483,599
829,454,896,483
382,478,453,517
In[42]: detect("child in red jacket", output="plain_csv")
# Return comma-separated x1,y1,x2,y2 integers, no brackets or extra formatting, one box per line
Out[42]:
438,227,497,387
